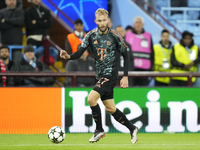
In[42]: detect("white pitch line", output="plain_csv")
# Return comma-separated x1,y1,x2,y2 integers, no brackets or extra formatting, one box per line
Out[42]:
0,144,199,147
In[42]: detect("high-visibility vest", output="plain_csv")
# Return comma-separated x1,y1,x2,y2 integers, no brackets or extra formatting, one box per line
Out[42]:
171,43,198,82
154,44,172,84
125,31,152,70
67,33,86,54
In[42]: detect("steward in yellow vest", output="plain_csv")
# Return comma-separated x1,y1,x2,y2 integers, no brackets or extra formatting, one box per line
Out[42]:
154,29,172,86
170,31,200,86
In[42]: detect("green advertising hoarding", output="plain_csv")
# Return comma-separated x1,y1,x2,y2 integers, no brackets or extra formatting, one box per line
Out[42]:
65,88,200,133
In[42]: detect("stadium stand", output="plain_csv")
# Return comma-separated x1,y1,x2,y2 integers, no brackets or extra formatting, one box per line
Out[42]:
157,0,200,47
1,0,200,87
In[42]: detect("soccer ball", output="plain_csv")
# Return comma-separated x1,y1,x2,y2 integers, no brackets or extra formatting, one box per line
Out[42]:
48,126,65,143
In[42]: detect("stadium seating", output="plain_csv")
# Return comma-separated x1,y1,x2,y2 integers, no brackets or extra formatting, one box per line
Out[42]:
157,0,200,46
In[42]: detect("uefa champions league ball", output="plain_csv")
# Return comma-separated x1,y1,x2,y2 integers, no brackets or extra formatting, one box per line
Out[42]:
48,126,65,143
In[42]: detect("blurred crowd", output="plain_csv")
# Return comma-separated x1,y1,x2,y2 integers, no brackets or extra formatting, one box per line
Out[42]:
0,0,199,87
0,0,56,87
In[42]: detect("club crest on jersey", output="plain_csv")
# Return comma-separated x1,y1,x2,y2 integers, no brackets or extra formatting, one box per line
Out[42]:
93,40,98,44
107,41,111,46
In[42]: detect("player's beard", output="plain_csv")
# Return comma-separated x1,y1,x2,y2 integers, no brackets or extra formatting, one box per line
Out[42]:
98,24,108,34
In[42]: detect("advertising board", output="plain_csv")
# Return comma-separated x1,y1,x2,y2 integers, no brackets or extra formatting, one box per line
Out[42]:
65,88,200,133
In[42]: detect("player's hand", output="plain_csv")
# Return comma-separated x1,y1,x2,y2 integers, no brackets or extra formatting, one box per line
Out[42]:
120,76,129,88
60,50,70,60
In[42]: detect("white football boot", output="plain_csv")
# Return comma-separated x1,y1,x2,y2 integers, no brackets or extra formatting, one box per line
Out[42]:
89,130,105,143
131,127,139,143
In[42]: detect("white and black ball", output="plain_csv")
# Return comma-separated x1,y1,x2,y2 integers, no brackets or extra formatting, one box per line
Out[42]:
48,126,65,143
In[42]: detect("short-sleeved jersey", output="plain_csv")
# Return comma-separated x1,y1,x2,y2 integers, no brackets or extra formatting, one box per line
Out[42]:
80,28,128,79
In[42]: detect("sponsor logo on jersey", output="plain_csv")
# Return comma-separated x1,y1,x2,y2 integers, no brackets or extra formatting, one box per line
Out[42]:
97,48,107,60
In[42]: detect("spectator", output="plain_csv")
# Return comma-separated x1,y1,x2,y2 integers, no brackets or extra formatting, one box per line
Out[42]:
0,0,22,9
64,47,95,87
10,44,55,87
125,25,133,32
65,19,86,55
0,45,14,70
25,0,58,63
125,16,154,86
154,29,172,86
0,58,13,87
0,0,24,62
25,0,52,47
170,31,200,86
115,25,134,86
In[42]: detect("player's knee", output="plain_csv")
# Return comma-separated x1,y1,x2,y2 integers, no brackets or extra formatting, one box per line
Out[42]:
106,106,116,114
87,97,96,106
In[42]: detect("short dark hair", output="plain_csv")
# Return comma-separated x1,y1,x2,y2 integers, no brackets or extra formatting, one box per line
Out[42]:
182,31,193,38
74,19,83,25
125,25,133,31
0,45,9,52
161,29,169,35
24,44,34,53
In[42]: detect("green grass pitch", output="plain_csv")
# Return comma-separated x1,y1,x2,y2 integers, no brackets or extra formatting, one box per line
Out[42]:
0,133,200,150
